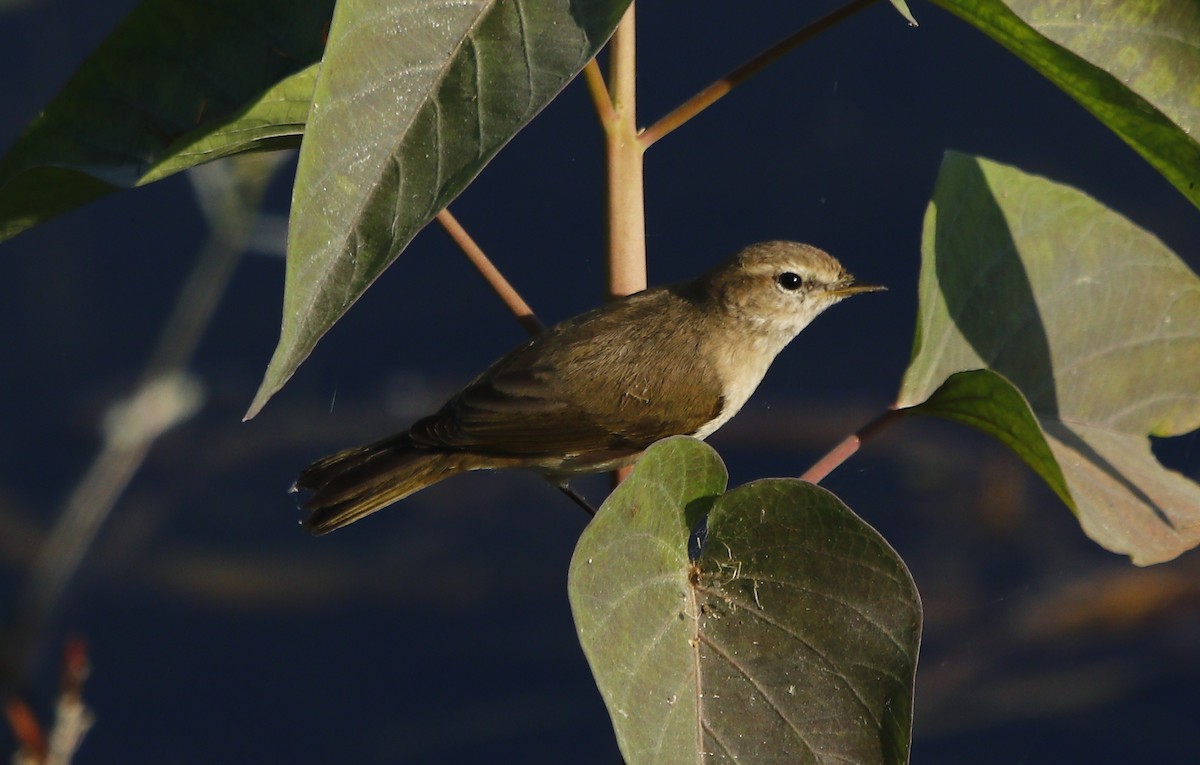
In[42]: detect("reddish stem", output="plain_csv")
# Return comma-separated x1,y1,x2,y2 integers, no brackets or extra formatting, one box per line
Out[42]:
4,697,47,764
801,406,903,484
436,209,544,336
639,0,881,149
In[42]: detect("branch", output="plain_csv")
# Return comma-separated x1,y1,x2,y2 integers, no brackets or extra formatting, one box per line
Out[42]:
800,406,903,483
604,4,646,300
435,208,544,336
604,5,645,486
639,0,881,149
582,58,617,128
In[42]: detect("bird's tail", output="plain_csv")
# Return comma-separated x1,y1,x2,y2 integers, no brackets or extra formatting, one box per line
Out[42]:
294,433,465,534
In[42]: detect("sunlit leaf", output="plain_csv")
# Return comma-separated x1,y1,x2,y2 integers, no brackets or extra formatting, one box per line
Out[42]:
888,0,919,26
570,437,921,764
899,152,1200,565
245,0,632,418
932,0,1200,209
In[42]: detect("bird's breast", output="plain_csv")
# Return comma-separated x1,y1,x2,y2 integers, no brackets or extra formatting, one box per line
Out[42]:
689,331,783,440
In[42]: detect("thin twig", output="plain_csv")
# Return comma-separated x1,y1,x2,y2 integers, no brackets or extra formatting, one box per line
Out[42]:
582,58,617,128
435,208,544,336
639,0,881,149
800,406,903,483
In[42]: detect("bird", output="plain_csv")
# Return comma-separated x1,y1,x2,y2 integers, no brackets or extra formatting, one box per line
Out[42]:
295,241,882,533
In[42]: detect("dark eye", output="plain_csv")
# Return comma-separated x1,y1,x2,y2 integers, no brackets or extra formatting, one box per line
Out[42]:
777,272,803,291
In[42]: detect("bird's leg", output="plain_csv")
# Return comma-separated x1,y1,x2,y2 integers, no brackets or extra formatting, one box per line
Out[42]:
552,480,598,517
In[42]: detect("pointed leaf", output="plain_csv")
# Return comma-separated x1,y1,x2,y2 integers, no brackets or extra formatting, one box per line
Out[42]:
932,0,1200,210
899,152,1200,564
245,0,632,418
887,0,919,27
0,0,334,244
906,369,1071,507
570,437,921,765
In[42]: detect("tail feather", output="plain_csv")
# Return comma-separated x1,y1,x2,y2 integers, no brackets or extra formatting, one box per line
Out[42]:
295,433,464,534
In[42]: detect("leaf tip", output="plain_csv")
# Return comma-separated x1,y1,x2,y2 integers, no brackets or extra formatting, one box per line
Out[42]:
243,347,302,421
242,387,272,421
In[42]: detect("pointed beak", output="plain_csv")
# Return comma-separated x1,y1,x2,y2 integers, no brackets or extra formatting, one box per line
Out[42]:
827,281,886,298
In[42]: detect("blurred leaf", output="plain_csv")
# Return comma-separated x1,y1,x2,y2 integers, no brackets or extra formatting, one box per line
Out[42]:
899,152,1200,565
0,0,333,244
932,0,1200,210
245,0,632,419
569,437,921,765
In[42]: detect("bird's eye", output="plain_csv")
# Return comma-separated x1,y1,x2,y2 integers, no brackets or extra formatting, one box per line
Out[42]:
777,272,803,291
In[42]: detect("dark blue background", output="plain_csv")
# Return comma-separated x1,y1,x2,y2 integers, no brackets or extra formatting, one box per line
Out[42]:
2,1,1199,762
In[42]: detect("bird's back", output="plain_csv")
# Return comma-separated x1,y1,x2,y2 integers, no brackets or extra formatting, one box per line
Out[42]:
408,285,727,472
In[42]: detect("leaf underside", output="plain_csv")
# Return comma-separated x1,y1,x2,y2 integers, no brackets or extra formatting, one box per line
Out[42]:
245,0,633,418
900,152,1200,565
932,0,1200,211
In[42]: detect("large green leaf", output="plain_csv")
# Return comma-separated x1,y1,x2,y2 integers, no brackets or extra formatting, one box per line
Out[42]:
244,0,632,419
569,437,921,765
899,152,1200,565
932,0,1200,210
0,0,334,243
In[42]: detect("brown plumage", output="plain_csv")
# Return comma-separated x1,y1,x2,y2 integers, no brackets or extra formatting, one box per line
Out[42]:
295,241,880,533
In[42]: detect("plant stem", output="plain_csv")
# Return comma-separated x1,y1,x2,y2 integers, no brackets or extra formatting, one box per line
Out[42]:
800,406,903,483
604,4,646,301
436,208,544,336
639,0,881,149
582,58,616,127
600,5,646,486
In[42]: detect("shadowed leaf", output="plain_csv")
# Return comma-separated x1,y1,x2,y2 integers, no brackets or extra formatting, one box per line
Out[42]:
932,0,1200,210
245,0,632,418
569,437,921,765
142,65,318,183
0,0,334,243
899,152,1200,565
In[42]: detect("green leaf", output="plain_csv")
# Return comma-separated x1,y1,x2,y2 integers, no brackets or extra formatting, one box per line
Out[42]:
907,369,1071,506
887,0,919,27
931,0,1200,210
141,64,319,184
899,151,1200,565
569,437,921,765
0,0,333,244
244,0,632,419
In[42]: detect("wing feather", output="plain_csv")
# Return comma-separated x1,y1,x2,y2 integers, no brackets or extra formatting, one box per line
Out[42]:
408,288,724,462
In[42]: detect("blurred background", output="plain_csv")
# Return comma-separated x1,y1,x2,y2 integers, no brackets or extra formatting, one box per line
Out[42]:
2,0,1199,762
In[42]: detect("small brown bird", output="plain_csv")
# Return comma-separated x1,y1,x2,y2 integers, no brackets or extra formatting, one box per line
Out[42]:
296,241,881,533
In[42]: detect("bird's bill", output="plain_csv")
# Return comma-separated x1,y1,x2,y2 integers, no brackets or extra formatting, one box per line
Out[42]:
827,282,886,297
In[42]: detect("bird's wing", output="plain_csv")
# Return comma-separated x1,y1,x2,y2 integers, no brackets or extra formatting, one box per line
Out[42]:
408,291,725,461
